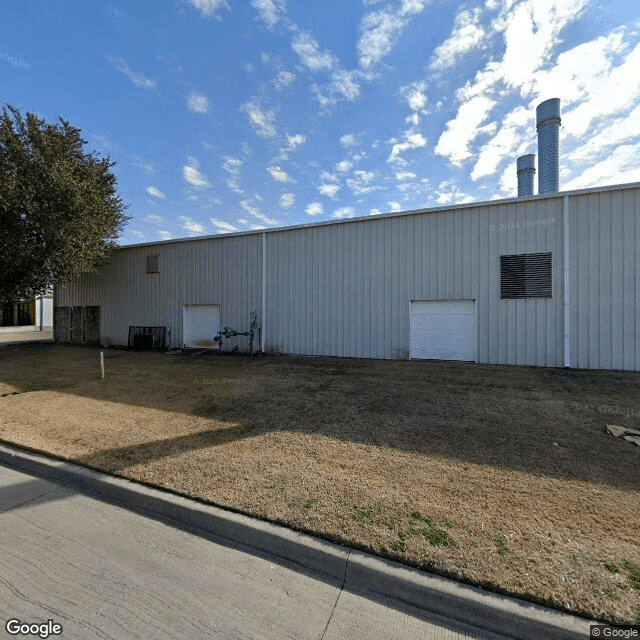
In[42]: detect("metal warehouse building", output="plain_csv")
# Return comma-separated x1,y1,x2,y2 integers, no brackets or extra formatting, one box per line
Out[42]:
55,180,640,371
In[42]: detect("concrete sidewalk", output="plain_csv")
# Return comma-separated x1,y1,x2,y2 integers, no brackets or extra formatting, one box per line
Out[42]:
0,443,593,639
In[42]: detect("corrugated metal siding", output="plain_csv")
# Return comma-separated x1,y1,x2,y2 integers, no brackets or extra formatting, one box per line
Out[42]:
56,184,640,370
58,234,262,349
571,187,639,370
264,197,563,365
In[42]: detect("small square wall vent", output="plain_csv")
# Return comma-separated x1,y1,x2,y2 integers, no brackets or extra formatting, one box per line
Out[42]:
146,255,159,274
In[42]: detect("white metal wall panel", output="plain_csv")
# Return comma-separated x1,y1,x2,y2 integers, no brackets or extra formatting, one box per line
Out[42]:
410,300,476,361
183,305,220,348
56,233,262,349
265,196,563,364
55,183,640,370
571,186,640,370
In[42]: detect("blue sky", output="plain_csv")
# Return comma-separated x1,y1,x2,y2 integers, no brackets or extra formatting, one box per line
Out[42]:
3,0,640,245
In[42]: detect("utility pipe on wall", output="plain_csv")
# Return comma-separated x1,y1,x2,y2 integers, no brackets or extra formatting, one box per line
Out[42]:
261,232,266,353
563,195,570,368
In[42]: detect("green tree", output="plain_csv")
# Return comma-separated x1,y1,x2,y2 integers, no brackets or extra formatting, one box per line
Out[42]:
0,104,129,302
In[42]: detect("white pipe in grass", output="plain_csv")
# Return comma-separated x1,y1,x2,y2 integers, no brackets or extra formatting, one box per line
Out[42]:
100,351,105,379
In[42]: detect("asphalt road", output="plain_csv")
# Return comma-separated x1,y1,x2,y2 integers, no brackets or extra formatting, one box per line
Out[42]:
0,463,511,640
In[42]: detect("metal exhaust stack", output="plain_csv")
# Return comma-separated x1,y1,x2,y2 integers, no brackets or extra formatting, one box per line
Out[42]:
517,154,536,197
536,98,561,194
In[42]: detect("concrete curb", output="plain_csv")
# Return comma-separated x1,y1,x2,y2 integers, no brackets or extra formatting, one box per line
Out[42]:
0,442,592,639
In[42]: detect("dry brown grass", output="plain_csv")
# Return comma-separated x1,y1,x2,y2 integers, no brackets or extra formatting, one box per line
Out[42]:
1,343,639,624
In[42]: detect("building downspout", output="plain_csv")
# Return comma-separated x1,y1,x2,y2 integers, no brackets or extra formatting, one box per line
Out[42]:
52,287,57,343
563,195,570,368
261,232,266,353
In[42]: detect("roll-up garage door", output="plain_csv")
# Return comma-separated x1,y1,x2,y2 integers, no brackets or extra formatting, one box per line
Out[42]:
410,300,476,361
183,304,220,348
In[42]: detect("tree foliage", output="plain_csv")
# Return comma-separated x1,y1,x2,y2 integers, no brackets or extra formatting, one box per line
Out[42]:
0,104,129,302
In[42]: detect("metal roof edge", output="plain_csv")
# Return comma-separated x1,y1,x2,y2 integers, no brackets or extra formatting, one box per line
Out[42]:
117,180,640,251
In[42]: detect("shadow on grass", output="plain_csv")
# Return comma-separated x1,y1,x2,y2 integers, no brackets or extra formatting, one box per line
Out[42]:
75,424,256,472
0,343,639,489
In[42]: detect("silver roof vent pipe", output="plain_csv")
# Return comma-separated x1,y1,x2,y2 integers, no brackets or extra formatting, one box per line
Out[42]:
536,98,561,194
517,154,536,197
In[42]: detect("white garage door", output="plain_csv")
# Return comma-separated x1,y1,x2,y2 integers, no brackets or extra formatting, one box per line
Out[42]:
183,305,220,348
410,300,476,361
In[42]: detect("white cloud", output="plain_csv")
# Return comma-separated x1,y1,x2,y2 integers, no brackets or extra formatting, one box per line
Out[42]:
267,165,293,182
320,171,338,182
447,22,640,185
130,230,145,239
319,183,341,198
435,180,474,205
329,69,361,101
347,170,378,195
242,98,277,138
287,133,306,150
222,155,243,194
388,129,427,164
564,142,640,191
396,171,416,181
400,0,429,13
180,216,207,235
400,81,428,112
557,40,640,139
187,0,229,19
358,11,405,69
568,103,640,164
332,207,355,219
158,230,174,240
292,32,336,72
490,0,590,95
434,96,496,166
210,218,239,233
187,91,211,115
369,208,382,215
311,68,364,110
388,201,402,212
182,157,211,189
305,202,323,216
279,192,295,209
336,160,353,172
90,133,119,154
429,7,486,72
145,214,164,223
340,133,359,148
275,69,296,89
108,56,156,90
471,106,530,180
251,0,285,27
132,156,156,176
529,31,627,123
240,200,277,225
433,0,591,170
357,0,429,69
146,186,165,199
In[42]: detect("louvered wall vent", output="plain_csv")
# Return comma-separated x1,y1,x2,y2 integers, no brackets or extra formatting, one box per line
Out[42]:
500,252,552,299
146,255,159,274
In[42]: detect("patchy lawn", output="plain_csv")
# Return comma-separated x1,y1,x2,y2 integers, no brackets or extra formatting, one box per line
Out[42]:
1,343,639,624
